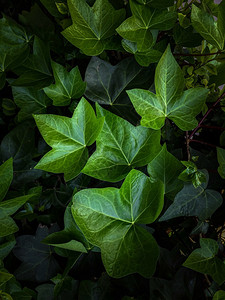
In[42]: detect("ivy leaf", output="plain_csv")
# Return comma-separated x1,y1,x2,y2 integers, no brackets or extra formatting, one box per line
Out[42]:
82,104,161,182
12,36,53,89
42,204,90,252
116,0,176,52
217,147,225,179
0,209,18,238
127,46,209,130
43,61,86,106
213,290,225,300
191,4,224,50
183,238,225,285
34,98,104,181
159,170,223,221
147,144,184,195
13,226,60,282
12,86,51,121
72,169,164,278
0,158,13,202
61,0,125,56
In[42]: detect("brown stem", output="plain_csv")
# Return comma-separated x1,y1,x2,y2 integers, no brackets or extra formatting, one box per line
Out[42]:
189,91,225,140
174,51,221,57
200,125,225,131
186,131,191,161
189,139,217,148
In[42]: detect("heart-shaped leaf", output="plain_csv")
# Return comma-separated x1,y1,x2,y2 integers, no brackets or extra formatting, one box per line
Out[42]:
72,169,164,278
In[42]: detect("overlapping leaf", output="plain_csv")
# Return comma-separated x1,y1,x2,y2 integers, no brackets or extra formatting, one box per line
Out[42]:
183,239,225,285
159,171,223,221
12,86,51,121
82,104,161,182
191,4,224,50
116,0,176,52
0,158,13,202
34,98,104,181
72,169,164,278
127,46,209,130
61,0,125,55
43,62,86,106
147,144,184,195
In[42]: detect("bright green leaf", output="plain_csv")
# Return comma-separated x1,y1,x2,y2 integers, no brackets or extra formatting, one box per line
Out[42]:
43,61,86,106
213,290,225,300
191,4,224,50
34,98,104,181
127,46,209,130
61,0,125,56
12,86,51,121
116,0,176,52
72,169,164,278
159,171,223,221
0,158,13,202
183,238,225,285
147,144,184,195
0,194,36,215
82,104,161,182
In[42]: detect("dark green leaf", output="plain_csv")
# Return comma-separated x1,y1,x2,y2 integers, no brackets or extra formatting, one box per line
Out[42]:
0,158,13,202
183,238,225,285
83,104,161,182
159,171,223,221
72,169,164,278
61,0,125,55
43,61,86,106
12,86,51,121
217,147,225,179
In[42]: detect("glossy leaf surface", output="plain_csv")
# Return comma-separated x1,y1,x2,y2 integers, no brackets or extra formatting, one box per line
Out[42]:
83,104,161,182
34,98,104,181
72,169,164,278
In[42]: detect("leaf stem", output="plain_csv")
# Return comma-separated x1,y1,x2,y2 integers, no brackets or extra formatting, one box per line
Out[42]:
189,91,225,140
200,125,225,131
189,139,217,148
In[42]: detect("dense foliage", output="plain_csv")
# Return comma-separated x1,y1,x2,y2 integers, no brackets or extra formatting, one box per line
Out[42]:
1,0,225,299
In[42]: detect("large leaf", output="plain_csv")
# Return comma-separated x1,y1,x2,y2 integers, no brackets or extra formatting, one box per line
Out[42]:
191,4,224,50
34,98,104,181
147,144,184,195
136,0,174,8
0,158,13,202
12,86,51,121
13,226,60,282
183,238,225,285
12,36,53,89
127,46,209,130
116,0,176,52
159,171,223,221
61,0,125,56
72,169,164,278
82,104,161,182
43,62,86,106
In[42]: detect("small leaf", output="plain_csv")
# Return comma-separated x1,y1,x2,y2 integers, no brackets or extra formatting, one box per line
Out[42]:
217,147,225,179
0,158,13,202
183,238,225,285
43,61,86,106
191,4,224,50
0,209,18,238
213,290,225,300
82,104,161,182
61,0,125,56
159,171,223,221
34,98,104,181
72,169,164,278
